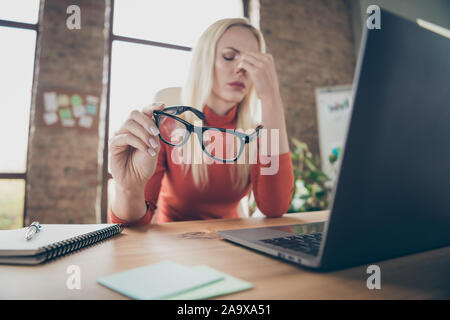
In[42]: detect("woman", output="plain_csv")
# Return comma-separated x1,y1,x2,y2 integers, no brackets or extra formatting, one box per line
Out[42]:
109,18,294,226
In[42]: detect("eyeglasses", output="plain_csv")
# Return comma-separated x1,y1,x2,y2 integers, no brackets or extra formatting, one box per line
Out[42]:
153,106,263,163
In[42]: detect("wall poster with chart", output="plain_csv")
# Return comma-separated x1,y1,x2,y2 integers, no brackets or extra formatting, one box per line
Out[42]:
315,85,353,183
39,90,100,132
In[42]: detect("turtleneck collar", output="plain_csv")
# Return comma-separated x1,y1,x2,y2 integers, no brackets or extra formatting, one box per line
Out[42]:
203,104,238,127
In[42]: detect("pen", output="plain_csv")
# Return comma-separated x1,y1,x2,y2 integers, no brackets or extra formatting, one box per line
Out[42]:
25,221,42,240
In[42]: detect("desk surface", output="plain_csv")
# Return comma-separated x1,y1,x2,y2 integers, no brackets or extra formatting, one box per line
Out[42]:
1,211,449,299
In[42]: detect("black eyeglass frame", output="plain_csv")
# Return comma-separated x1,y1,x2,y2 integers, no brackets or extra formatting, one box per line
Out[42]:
153,106,263,163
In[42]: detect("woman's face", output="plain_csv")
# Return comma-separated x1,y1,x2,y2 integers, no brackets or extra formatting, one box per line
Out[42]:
210,26,260,107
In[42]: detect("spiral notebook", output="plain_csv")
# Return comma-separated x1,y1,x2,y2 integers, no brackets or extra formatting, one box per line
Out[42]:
0,224,123,265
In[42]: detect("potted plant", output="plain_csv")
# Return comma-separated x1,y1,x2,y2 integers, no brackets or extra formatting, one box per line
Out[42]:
248,137,340,215
287,137,333,212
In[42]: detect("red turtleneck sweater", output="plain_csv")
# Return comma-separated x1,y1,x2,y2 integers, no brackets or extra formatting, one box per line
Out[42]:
110,104,294,226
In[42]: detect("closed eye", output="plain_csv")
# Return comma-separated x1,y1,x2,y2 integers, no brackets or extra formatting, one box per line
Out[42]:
222,47,240,61
223,55,235,61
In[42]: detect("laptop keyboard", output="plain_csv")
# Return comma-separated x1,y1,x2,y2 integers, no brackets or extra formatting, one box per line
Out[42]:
260,232,323,256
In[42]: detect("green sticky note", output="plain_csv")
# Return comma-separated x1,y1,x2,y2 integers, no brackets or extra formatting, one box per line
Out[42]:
97,260,224,300
59,108,72,119
168,265,253,300
70,94,83,107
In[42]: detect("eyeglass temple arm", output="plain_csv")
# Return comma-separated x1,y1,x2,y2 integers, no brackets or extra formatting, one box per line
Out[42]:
245,125,264,143
162,106,206,120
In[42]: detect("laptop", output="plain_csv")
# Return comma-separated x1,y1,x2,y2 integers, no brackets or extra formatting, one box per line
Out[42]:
218,9,450,271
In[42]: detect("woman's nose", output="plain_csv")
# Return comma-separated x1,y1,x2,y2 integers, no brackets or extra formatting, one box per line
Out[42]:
234,55,247,76
236,64,246,75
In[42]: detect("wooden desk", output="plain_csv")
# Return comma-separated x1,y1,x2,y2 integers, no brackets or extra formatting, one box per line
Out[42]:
1,211,449,299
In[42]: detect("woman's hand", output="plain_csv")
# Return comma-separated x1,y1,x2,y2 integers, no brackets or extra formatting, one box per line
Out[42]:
237,51,281,102
109,102,165,191
238,52,290,155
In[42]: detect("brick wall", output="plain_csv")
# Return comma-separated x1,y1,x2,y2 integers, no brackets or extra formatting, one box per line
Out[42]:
25,0,108,224
259,0,356,158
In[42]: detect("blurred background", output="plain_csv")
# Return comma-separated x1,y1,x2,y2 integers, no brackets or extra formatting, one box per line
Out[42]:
0,0,448,229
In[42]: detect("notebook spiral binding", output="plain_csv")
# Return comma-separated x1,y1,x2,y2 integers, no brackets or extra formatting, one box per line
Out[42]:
41,224,123,263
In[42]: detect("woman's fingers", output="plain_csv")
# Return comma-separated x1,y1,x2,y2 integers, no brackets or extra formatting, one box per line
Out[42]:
113,101,166,151
117,118,159,152
129,109,160,137
110,102,167,158
237,59,258,75
110,132,156,156
243,52,274,67
143,102,165,120
239,53,264,69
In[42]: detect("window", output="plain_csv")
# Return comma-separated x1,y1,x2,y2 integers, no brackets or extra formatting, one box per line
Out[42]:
0,0,40,24
109,42,192,145
113,0,244,47
0,0,39,229
0,180,26,229
103,0,244,221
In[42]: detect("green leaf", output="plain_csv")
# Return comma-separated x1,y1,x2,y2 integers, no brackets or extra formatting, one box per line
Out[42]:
329,153,337,164
310,171,320,181
304,158,317,171
316,190,325,198
291,137,301,146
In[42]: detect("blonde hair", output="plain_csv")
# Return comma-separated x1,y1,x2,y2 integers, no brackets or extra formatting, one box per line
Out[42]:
180,17,266,192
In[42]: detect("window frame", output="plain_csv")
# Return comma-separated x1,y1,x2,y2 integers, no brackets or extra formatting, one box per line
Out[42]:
101,0,248,222
0,6,40,228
